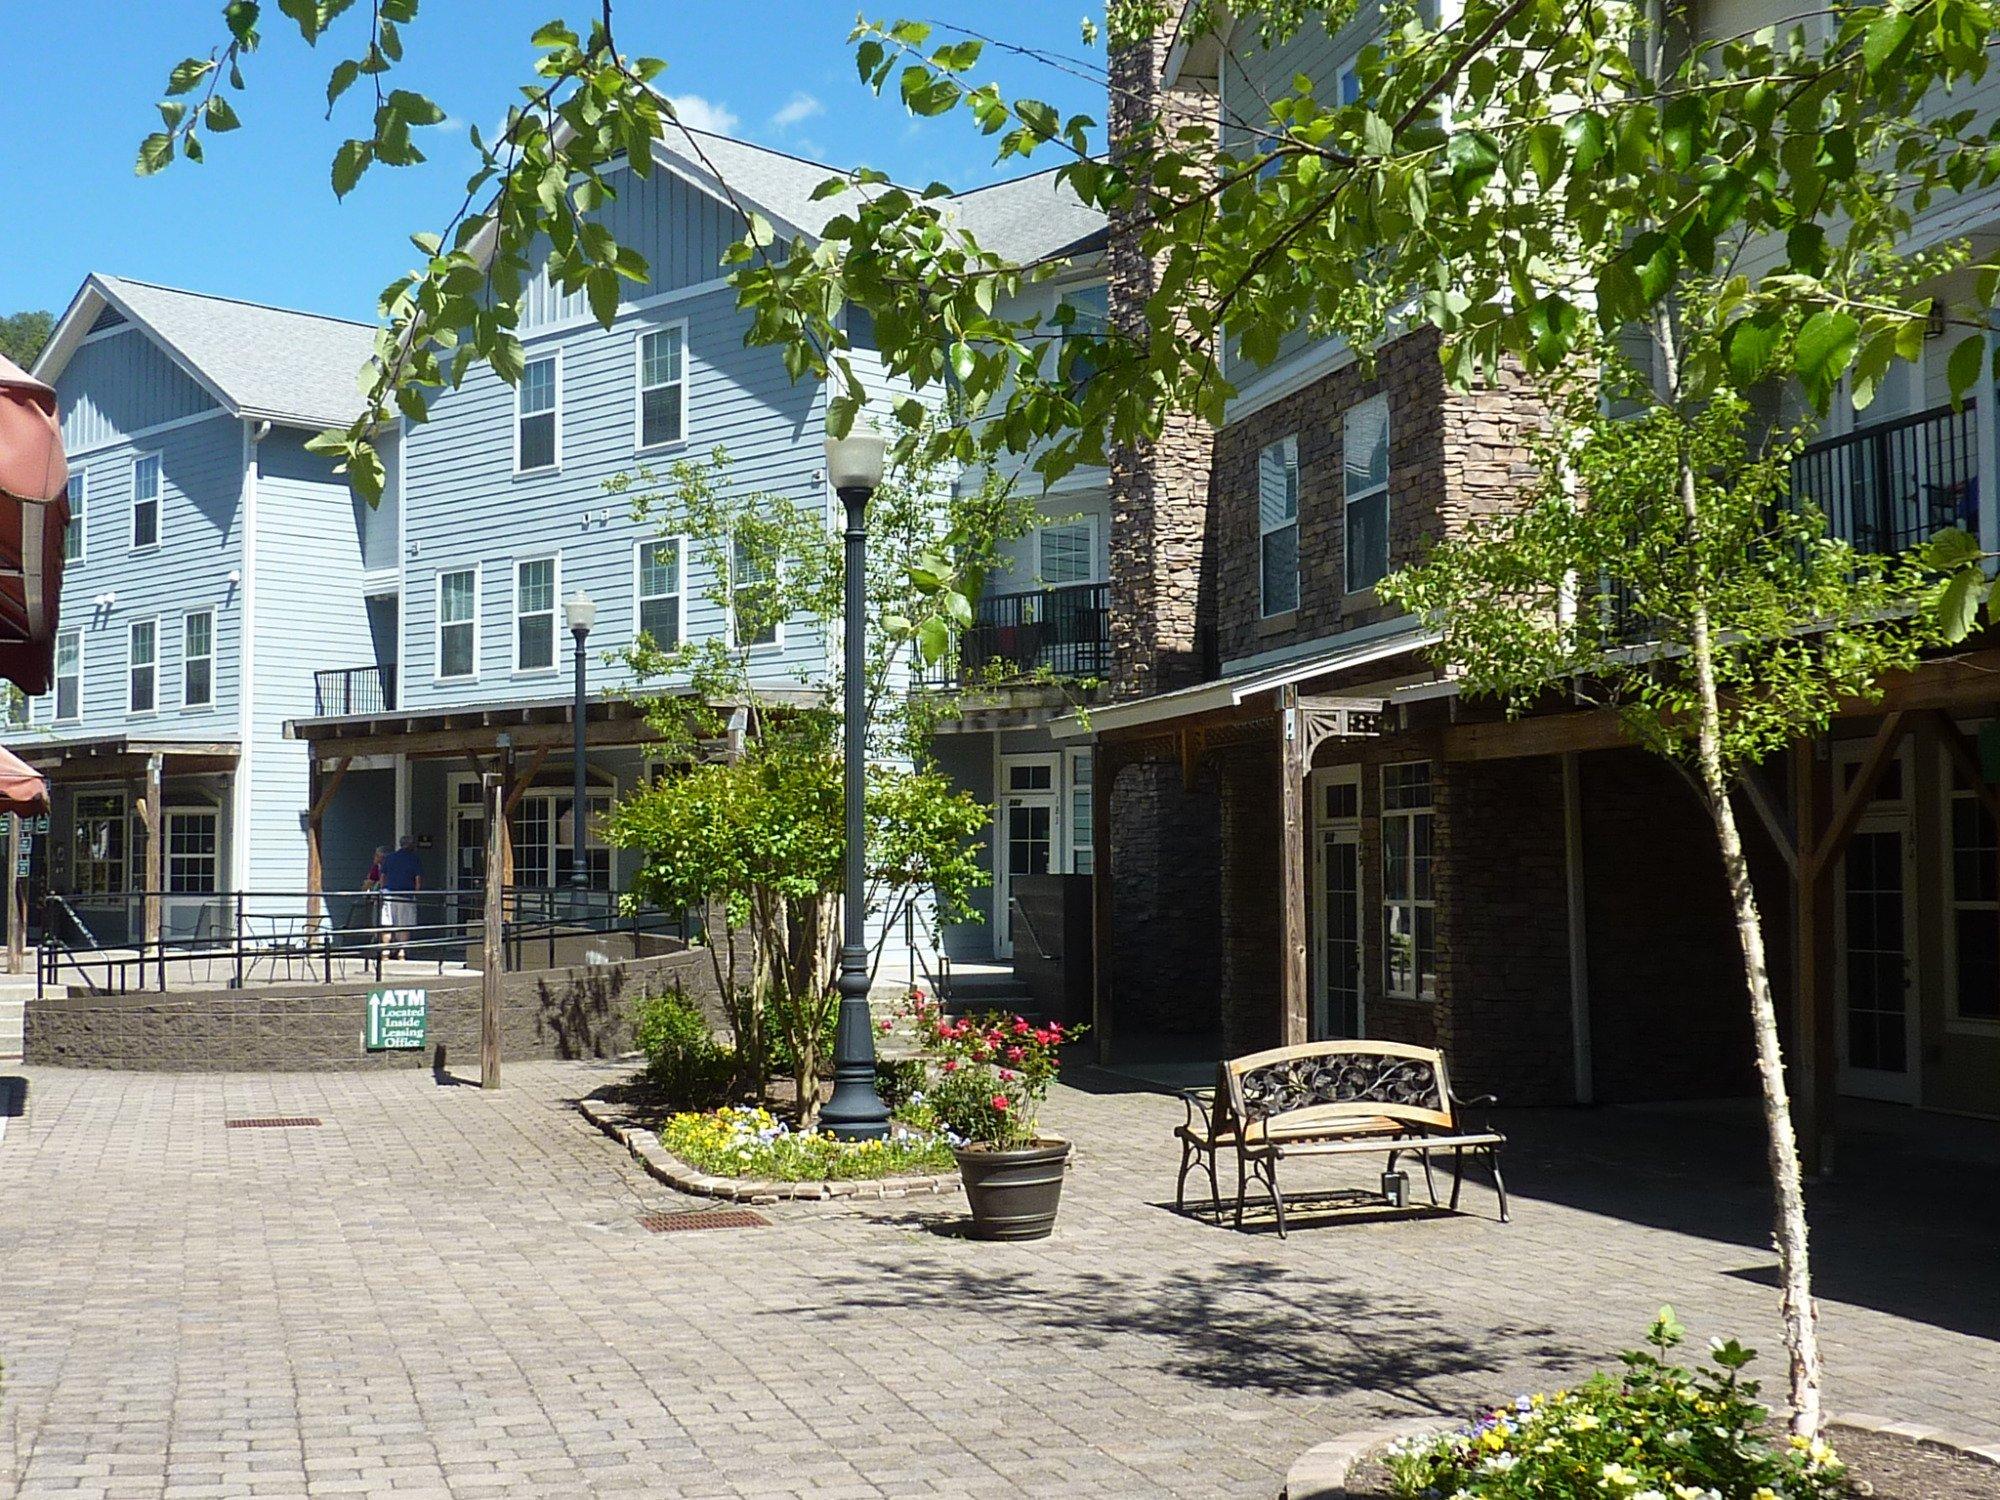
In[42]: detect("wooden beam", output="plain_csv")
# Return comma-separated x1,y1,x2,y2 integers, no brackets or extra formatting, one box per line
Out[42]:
1809,712,1908,878
1279,687,1309,1047
304,756,353,937
308,756,352,819
306,713,664,763
503,746,548,815
142,753,163,949
481,772,505,1089
1737,763,1797,881
1440,708,1634,763
6,813,20,975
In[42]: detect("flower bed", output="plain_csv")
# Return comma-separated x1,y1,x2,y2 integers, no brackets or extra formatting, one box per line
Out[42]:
658,1106,957,1182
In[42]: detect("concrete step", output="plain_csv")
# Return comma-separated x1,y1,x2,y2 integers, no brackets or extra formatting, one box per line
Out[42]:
0,996,22,1062
936,968,1040,1018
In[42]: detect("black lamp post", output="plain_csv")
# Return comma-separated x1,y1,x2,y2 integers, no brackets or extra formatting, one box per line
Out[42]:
565,590,597,905
820,422,892,1141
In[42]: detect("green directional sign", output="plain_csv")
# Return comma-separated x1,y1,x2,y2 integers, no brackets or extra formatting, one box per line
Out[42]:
365,987,428,1051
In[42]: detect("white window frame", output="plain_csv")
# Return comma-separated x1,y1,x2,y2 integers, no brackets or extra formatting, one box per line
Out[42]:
1258,434,1300,618
127,616,159,716
65,468,85,562
53,628,82,723
71,789,128,898
1380,759,1436,1002
181,608,215,710
1036,516,1101,588
633,322,690,453
514,352,562,474
1343,393,1391,595
164,804,221,895
632,537,686,649
131,451,163,551
511,554,562,675
1063,746,1095,875
434,565,482,683
1941,733,2000,1032
729,535,783,651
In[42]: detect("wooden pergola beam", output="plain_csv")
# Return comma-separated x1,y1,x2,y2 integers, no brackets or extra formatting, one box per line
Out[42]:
1809,712,1908,879
1279,686,1309,1047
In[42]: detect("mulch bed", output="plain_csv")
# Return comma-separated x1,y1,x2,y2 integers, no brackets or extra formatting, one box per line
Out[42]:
1335,1424,1999,1498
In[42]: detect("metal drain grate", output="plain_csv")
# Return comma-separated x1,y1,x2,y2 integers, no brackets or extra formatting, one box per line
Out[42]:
225,1117,323,1129
638,1208,768,1233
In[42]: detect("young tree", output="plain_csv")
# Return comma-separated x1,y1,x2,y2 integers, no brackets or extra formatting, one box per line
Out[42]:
600,433,1021,1121
0,312,53,369
722,0,2000,1433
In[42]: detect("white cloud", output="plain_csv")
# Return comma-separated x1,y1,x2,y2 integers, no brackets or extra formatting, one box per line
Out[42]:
770,92,824,131
665,94,741,136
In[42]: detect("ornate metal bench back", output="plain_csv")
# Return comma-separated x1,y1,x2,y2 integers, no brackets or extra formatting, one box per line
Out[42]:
1233,1048,1447,1125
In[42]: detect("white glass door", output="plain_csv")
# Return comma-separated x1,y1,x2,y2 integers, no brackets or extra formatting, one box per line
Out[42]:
1310,768,1364,1039
996,756,1057,958
1837,817,1919,1102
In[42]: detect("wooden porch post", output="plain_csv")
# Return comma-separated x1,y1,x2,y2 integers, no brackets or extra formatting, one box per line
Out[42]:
1279,686,1309,1047
482,772,505,1089
304,755,352,937
1091,741,1118,1064
142,752,164,949
6,812,20,975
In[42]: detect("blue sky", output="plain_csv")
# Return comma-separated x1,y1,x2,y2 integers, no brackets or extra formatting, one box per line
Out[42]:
0,2,1106,323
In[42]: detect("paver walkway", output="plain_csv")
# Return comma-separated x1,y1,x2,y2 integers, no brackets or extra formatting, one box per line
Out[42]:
0,1060,1994,1499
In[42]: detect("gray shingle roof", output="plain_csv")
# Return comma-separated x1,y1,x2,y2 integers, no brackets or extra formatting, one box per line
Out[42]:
94,275,378,430
946,166,1107,265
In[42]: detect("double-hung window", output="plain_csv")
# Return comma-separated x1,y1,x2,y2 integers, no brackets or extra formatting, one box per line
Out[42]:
166,808,220,893
182,609,214,708
1037,520,1097,587
514,557,558,671
53,629,80,722
634,538,683,648
64,470,85,561
128,618,158,714
1343,394,1390,593
1258,435,1300,617
131,453,161,549
437,568,478,680
636,327,686,449
1381,761,1436,1001
72,793,126,897
516,356,559,472
731,537,779,647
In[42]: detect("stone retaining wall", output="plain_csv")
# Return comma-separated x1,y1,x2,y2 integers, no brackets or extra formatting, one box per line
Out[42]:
25,949,720,1072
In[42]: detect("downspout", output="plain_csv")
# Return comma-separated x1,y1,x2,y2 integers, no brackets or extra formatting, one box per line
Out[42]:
1562,751,1594,1104
231,419,270,895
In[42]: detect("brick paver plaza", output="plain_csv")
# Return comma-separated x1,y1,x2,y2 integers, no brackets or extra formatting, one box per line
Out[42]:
1,1060,1995,1498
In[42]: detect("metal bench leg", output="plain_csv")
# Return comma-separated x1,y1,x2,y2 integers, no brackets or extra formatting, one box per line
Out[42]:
1265,1159,1288,1239
1418,1149,1439,1206
1205,1150,1222,1220
1490,1150,1510,1223
1449,1146,1466,1212
1175,1138,1194,1213
1233,1152,1249,1229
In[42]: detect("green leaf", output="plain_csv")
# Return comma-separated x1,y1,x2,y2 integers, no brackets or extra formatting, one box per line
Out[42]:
1864,8,1918,74
387,89,446,126
1722,311,1784,385
331,138,372,197
586,265,621,327
204,96,242,132
1795,310,1861,407
917,615,951,664
1923,526,1982,570
1947,331,1987,402
1937,568,1981,641
327,58,360,109
167,58,215,97
136,132,176,176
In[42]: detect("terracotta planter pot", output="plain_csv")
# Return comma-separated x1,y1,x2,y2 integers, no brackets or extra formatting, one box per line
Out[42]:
953,1138,1071,1240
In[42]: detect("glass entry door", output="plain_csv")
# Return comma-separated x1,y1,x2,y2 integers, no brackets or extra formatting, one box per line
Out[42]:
1837,818,1918,1102
995,756,1057,959
1310,767,1364,1038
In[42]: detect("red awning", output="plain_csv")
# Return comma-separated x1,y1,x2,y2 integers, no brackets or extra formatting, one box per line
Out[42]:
0,741,48,816
0,352,69,696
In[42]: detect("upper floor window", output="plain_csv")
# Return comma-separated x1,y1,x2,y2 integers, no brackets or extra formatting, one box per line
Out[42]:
437,567,479,680
635,538,684,649
64,470,85,562
730,537,780,648
183,609,214,709
1343,394,1390,594
636,327,687,450
1038,520,1097,587
128,618,158,714
1057,284,1110,389
1381,760,1436,1001
516,356,559,472
131,453,161,549
4,687,26,730
1259,434,1300,617
515,556,558,672
53,629,80,722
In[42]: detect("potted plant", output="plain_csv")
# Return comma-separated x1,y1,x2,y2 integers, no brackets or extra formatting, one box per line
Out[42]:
902,992,1078,1240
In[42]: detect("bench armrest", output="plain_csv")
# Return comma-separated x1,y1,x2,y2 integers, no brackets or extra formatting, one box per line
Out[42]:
1179,1087,1215,1133
1450,1088,1498,1131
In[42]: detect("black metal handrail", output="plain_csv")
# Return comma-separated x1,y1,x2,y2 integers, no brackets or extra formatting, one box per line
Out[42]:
919,582,1110,688
314,664,397,716
1789,400,1979,557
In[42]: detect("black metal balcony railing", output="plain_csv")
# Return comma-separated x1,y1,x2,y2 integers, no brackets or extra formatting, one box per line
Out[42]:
313,664,397,717
1789,400,1979,557
921,582,1110,689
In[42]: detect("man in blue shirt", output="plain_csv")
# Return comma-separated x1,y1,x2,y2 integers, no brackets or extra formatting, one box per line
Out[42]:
378,835,423,961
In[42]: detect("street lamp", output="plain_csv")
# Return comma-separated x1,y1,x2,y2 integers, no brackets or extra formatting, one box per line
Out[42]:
821,420,891,1141
565,590,597,902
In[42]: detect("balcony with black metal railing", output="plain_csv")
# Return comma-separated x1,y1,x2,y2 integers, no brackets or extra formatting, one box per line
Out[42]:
918,582,1111,690
313,664,397,717
1789,400,1979,557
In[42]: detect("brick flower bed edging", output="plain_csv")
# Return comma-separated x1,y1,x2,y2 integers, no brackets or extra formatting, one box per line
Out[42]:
1280,1412,2000,1499
577,1095,962,1205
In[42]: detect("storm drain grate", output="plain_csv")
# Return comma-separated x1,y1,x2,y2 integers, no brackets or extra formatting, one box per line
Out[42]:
225,1117,323,1129
638,1208,768,1233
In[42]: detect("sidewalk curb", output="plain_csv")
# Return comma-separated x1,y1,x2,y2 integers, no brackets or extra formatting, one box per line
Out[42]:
577,1095,962,1205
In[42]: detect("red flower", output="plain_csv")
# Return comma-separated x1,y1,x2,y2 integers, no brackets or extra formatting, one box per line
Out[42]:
1006,1046,1025,1063
1012,1018,1031,1036
998,1068,1017,1081
1032,1029,1052,1046
878,1019,893,1033
942,1059,959,1073
990,1095,1010,1111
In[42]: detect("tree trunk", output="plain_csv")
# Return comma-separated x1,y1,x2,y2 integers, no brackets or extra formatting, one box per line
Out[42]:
1676,447,1825,1435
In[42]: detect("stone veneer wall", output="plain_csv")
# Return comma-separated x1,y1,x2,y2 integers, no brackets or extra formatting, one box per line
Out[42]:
26,949,720,1073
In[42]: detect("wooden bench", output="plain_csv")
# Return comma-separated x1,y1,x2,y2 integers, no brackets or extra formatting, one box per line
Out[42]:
1175,1040,1508,1236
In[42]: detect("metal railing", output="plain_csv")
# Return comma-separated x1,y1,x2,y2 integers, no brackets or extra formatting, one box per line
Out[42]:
36,884,700,997
918,582,1110,688
1789,400,1979,558
313,664,397,716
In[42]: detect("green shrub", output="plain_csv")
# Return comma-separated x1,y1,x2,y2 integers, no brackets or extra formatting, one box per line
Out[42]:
1385,1309,1845,1500
658,1107,956,1181
632,990,735,1108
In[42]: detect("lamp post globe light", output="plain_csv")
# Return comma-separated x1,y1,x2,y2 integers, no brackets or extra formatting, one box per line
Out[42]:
565,590,597,901
821,421,892,1141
